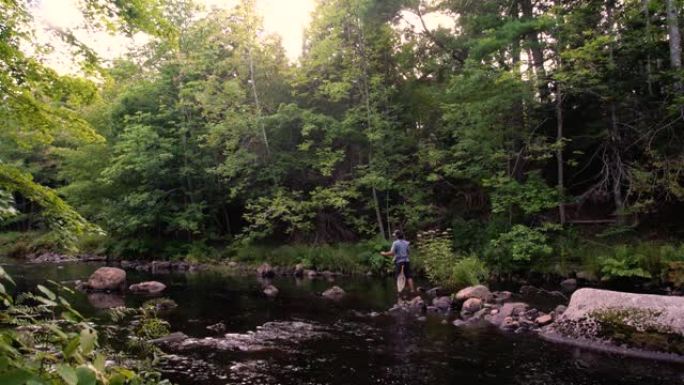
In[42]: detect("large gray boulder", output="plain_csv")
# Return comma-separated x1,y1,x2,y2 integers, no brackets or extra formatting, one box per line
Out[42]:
87,267,126,291
553,288,684,335
542,288,684,358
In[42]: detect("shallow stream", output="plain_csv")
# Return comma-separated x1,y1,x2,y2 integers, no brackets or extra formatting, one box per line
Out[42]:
4,261,684,385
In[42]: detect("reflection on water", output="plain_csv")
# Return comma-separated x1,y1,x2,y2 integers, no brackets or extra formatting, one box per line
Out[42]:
3,261,684,385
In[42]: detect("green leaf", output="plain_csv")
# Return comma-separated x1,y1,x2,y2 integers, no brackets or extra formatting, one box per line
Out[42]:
63,336,80,358
34,296,58,307
79,328,96,356
57,364,78,385
36,285,56,301
93,354,105,372
0,369,32,385
109,374,126,385
0,267,16,285
75,366,96,385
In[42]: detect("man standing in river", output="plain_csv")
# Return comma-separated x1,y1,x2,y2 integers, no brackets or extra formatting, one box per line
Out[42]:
381,230,415,293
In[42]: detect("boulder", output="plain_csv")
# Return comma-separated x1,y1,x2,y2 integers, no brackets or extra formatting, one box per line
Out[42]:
263,284,279,298
560,278,578,293
462,298,483,313
129,281,166,294
87,267,126,291
294,263,305,277
552,288,684,336
432,296,453,310
322,286,346,300
455,285,491,301
257,263,275,278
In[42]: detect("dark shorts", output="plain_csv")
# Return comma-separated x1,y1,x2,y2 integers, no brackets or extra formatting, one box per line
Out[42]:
395,261,412,278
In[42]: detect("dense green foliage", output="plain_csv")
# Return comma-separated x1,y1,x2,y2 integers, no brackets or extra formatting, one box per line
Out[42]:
2,0,684,283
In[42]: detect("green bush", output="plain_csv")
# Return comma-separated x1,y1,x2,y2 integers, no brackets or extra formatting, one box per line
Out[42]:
487,224,553,273
595,243,684,282
416,229,488,289
0,230,65,258
450,256,489,287
74,233,108,255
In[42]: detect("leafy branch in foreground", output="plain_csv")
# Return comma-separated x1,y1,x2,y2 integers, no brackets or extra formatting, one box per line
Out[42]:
0,267,168,385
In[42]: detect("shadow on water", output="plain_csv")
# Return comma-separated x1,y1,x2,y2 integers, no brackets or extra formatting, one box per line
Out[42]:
3,261,684,385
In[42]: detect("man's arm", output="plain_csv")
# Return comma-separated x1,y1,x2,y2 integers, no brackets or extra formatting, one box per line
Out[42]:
380,241,396,257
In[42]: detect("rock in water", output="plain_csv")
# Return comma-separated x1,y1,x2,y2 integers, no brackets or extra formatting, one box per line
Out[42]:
263,284,279,298
543,288,684,355
432,296,452,310
257,263,275,278
129,281,166,294
560,278,578,293
87,267,126,291
294,263,305,277
489,302,528,327
455,285,492,301
206,322,226,333
322,286,346,300
553,288,684,335
462,298,483,313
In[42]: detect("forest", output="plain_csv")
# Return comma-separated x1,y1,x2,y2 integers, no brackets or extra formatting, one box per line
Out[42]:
2,0,684,286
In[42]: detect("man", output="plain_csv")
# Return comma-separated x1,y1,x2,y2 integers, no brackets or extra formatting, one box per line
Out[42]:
381,230,414,293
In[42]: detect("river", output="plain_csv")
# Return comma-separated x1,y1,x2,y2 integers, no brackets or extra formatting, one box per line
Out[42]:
4,261,684,385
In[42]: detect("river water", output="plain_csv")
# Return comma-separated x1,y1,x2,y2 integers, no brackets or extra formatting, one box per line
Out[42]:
4,261,684,385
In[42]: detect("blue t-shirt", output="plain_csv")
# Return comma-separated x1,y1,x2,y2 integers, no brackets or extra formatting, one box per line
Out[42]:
391,239,410,263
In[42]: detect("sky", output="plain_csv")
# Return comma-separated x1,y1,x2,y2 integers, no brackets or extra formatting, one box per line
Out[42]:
31,0,454,74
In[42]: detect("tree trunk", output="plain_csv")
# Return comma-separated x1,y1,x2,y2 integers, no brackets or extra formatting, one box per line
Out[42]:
643,0,654,96
248,47,271,157
373,185,386,240
610,103,626,226
556,83,566,225
519,0,548,101
554,0,566,225
667,0,682,92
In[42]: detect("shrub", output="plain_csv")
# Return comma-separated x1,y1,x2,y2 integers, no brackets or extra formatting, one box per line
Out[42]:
487,224,553,273
450,256,489,287
416,229,488,289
